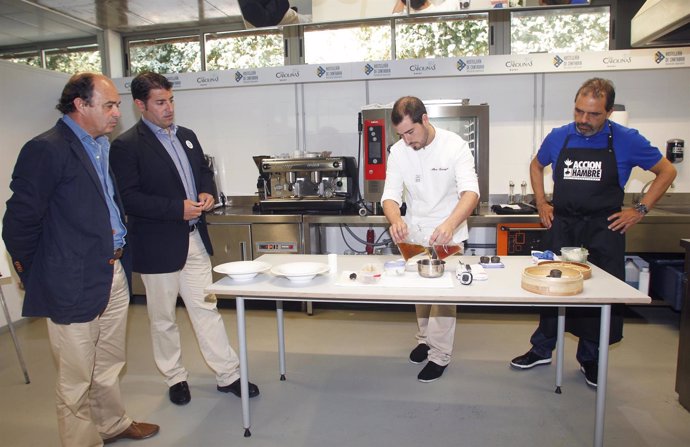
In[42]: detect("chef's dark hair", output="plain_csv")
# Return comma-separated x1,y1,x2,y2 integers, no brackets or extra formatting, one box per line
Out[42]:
131,72,173,102
391,96,427,125
56,72,96,114
575,78,615,112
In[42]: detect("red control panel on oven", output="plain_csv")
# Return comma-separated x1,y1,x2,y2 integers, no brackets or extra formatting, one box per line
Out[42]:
363,119,386,181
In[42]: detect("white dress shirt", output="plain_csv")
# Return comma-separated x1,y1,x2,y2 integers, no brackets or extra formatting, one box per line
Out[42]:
381,127,479,243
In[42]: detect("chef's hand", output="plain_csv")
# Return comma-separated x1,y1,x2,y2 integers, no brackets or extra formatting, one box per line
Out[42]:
430,223,454,245
183,199,203,220
388,221,408,244
198,193,215,211
537,202,554,229
607,208,643,234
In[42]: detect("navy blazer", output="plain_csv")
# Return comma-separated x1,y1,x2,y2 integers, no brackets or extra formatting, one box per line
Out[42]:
110,120,216,274
2,120,132,324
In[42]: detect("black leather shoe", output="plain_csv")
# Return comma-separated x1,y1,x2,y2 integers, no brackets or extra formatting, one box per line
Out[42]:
580,361,598,388
417,361,447,382
217,379,260,398
510,351,552,369
169,381,191,405
409,343,430,364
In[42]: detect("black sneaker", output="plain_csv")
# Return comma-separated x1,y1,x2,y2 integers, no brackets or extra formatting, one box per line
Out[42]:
580,361,598,388
409,343,430,364
509,351,552,369
417,361,447,382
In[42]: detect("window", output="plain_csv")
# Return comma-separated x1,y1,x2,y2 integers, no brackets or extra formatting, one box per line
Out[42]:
128,36,201,75
44,44,101,73
511,6,610,54
304,22,391,65
395,14,489,59
206,29,283,70
0,50,41,68
1,43,99,73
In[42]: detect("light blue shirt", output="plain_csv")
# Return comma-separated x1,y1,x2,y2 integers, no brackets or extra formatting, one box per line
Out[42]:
142,118,199,225
61,115,126,249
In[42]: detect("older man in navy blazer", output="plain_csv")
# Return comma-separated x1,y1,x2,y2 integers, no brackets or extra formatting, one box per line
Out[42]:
110,72,259,406
3,73,159,446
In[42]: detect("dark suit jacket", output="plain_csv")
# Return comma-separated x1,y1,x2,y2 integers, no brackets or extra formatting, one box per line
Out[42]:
2,119,132,324
110,120,216,274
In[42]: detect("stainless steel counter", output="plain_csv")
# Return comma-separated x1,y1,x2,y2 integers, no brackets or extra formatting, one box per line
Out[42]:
207,206,301,224
206,200,690,254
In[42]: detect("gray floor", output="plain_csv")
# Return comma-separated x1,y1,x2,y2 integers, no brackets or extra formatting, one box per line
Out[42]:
1,302,690,447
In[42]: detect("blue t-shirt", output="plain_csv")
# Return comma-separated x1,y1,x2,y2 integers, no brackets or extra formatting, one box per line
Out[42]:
536,120,663,188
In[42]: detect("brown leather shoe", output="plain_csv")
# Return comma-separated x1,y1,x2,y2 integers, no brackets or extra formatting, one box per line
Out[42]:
104,421,160,444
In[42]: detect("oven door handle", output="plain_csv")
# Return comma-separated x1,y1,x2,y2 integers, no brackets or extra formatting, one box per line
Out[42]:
499,226,547,232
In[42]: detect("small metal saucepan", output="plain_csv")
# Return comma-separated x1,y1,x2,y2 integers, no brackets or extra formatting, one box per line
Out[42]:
417,259,445,278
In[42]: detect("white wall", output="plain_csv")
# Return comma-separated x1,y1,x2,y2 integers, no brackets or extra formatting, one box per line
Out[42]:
0,61,69,327
113,67,690,199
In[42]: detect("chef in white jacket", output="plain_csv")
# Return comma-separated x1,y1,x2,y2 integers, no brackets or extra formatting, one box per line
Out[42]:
382,96,479,382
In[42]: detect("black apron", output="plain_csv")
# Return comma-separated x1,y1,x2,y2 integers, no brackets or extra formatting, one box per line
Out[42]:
538,122,626,344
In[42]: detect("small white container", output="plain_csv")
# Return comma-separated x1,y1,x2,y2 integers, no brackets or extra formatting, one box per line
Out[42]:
560,247,589,263
358,263,383,284
384,259,406,276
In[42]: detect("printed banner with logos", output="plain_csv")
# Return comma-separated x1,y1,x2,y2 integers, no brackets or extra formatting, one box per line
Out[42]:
113,47,688,94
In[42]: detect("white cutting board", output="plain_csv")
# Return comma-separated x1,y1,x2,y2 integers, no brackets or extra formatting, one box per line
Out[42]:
335,270,454,288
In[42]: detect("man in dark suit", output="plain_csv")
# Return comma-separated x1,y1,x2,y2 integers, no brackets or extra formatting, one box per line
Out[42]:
110,72,259,406
2,73,159,446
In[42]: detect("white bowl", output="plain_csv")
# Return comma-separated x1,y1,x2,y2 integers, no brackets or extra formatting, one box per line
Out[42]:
271,262,329,283
213,261,271,281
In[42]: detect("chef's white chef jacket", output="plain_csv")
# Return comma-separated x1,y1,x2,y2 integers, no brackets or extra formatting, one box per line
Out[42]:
380,127,479,244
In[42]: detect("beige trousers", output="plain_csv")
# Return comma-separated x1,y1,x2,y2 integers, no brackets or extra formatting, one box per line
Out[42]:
47,260,132,447
415,304,457,366
141,230,240,388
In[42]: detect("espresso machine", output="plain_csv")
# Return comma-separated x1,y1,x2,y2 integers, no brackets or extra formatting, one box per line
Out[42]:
255,155,358,213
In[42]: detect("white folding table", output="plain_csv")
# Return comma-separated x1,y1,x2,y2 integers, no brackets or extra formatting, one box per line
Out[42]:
206,254,650,447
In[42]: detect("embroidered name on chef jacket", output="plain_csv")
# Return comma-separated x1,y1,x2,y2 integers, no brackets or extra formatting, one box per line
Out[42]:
562,158,602,182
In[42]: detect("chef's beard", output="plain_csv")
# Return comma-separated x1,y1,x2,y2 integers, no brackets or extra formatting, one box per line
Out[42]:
576,123,595,136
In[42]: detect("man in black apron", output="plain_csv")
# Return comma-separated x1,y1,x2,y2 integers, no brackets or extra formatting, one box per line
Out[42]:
509,78,676,387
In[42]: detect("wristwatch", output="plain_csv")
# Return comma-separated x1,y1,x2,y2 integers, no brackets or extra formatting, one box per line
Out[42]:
634,203,649,215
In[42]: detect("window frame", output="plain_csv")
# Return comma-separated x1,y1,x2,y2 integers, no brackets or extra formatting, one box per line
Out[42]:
1,3,618,76
0,37,99,72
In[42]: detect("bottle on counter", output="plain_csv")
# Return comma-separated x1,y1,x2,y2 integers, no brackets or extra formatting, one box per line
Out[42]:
638,266,650,295
625,258,640,287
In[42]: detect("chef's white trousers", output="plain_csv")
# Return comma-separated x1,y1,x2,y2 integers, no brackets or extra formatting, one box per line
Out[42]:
415,304,457,366
47,260,133,447
141,230,240,388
